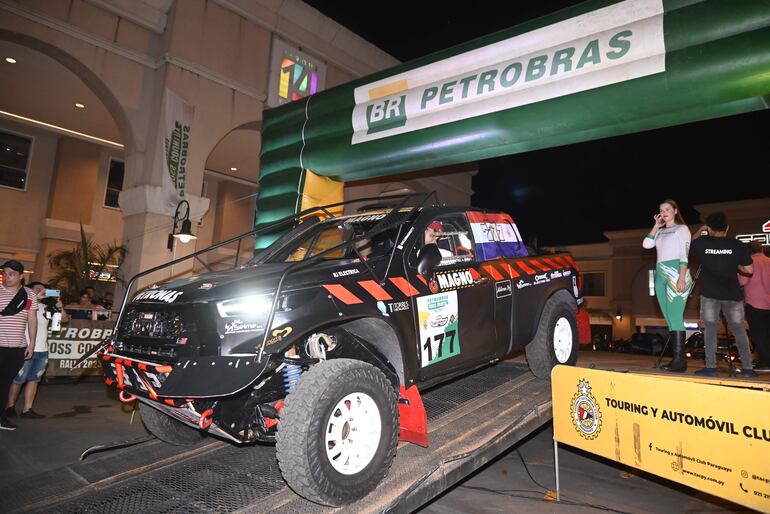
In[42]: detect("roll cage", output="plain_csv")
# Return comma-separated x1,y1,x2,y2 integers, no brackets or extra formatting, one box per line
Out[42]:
86,192,439,369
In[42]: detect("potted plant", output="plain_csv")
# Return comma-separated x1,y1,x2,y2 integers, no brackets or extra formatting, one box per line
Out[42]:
47,224,127,302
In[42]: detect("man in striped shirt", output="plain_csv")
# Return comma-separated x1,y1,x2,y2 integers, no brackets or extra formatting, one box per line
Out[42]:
0,260,37,431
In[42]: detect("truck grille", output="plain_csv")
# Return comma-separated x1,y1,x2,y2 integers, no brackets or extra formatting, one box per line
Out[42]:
121,310,184,338
115,342,178,360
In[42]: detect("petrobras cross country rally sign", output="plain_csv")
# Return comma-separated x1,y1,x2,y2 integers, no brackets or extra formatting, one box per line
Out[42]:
351,0,665,145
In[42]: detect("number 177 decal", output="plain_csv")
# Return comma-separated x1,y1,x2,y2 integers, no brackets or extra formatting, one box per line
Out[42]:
423,330,457,363
417,291,461,367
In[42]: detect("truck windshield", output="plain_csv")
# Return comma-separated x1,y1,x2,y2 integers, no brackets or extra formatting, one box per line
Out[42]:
264,214,406,263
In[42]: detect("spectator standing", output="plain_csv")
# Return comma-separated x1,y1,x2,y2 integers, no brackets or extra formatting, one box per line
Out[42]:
739,241,770,371
0,260,38,430
6,282,68,419
690,212,755,377
642,199,693,372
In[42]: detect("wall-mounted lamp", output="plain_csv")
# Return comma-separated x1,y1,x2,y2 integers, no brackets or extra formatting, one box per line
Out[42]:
167,200,197,251
615,304,622,321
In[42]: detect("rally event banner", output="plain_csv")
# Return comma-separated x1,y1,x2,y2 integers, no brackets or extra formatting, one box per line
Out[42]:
47,319,114,376
552,366,770,513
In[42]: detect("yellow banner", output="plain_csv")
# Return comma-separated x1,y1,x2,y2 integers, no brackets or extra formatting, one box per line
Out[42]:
552,366,770,513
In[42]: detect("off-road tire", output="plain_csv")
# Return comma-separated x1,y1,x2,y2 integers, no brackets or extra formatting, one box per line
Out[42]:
276,359,399,506
139,402,205,445
525,290,579,378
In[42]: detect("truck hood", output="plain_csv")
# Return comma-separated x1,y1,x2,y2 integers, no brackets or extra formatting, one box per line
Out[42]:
130,263,290,305
129,260,357,305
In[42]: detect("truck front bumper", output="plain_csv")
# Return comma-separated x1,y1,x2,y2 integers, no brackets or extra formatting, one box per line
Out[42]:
99,350,270,399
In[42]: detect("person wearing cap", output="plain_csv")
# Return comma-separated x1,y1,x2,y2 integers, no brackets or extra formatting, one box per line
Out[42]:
0,260,38,431
425,220,445,246
6,282,67,420
423,219,456,262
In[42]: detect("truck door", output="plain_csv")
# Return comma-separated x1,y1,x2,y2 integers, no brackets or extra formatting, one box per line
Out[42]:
406,213,497,380
466,211,529,355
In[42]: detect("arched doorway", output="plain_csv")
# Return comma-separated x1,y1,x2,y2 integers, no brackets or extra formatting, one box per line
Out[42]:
0,34,133,294
196,122,261,270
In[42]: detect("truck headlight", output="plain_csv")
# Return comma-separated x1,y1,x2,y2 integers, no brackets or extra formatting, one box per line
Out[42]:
216,295,272,318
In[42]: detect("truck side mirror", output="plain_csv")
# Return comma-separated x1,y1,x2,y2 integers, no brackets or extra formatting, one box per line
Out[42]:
417,244,442,279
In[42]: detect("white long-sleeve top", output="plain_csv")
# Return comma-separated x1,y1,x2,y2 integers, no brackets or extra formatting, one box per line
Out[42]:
642,224,690,265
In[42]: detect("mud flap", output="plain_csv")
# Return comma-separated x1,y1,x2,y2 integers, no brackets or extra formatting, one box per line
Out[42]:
398,384,428,447
576,307,591,345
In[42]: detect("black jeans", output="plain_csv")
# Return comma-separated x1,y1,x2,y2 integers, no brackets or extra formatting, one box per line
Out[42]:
0,347,25,417
746,304,770,367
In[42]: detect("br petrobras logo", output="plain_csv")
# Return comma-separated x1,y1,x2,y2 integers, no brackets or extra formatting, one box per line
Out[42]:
366,95,407,134
571,379,601,439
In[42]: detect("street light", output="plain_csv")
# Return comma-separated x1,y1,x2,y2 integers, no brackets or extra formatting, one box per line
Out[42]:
167,200,197,251
615,304,622,321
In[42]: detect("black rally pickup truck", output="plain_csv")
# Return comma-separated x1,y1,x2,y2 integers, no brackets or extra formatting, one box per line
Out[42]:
98,195,590,505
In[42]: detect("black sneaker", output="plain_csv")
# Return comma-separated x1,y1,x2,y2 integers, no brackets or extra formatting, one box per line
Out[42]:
0,417,17,431
741,370,759,378
5,407,16,418
694,367,719,377
20,409,45,419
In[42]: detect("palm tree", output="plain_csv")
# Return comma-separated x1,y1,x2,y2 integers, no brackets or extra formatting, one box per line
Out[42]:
48,224,127,302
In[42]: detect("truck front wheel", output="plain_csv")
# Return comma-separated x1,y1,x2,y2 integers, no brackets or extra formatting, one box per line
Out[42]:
276,358,399,506
526,291,579,378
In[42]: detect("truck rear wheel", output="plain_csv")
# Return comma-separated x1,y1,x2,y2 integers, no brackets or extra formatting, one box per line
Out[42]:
139,402,205,445
526,291,579,378
276,358,399,506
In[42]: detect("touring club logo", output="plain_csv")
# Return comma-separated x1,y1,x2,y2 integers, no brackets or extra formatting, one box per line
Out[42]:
570,379,601,439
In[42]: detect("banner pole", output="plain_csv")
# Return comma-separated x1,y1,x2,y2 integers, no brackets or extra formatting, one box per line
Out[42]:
554,438,560,502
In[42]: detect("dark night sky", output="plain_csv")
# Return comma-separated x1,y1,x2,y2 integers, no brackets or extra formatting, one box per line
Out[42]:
304,1,768,245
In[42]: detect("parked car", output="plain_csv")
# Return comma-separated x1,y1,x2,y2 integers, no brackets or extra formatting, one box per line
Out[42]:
684,331,748,366
626,332,670,356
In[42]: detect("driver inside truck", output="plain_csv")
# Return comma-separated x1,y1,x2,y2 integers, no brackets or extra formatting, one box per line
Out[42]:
424,220,456,261
424,220,446,246
423,218,475,265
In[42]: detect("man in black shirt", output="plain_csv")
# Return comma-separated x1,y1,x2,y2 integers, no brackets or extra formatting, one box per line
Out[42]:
690,212,755,377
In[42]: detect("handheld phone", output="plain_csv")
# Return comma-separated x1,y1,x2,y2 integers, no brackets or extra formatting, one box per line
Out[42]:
44,288,60,297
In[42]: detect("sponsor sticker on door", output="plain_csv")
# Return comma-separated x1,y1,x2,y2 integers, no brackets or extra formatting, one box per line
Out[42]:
495,280,512,298
417,291,460,367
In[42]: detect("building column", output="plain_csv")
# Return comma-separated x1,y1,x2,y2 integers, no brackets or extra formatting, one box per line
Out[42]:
118,184,209,295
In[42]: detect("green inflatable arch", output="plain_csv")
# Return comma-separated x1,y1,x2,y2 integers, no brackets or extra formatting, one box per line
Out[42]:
257,0,770,246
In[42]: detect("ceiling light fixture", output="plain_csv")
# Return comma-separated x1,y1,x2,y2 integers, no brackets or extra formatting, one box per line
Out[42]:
230,167,237,171
5,57,17,64
0,110,123,148
74,103,85,109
